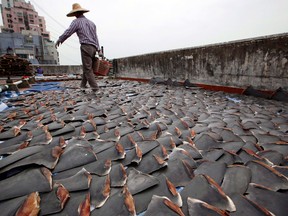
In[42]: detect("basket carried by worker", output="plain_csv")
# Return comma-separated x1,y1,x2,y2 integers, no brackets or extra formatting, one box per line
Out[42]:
93,58,110,76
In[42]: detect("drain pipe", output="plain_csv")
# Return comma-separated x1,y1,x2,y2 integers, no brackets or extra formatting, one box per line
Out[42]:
13,80,23,86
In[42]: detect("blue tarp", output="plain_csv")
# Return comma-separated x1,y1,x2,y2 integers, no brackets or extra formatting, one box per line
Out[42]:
0,82,66,112
0,102,8,112
24,82,66,93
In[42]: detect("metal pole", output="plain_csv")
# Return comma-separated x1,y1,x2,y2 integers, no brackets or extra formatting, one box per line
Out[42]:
101,46,104,59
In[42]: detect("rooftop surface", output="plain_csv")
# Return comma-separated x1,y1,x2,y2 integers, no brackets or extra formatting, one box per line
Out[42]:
0,79,288,215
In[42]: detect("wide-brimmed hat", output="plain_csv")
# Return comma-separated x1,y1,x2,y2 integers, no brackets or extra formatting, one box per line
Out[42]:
67,3,89,17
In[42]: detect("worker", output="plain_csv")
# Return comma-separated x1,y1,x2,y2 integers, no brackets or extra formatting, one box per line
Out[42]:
36,66,44,76
55,3,100,93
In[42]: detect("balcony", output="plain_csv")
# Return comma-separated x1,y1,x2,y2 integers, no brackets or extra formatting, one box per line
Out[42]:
14,46,34,55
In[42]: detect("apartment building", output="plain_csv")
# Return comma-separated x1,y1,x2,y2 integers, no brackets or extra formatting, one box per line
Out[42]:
0,0,59,64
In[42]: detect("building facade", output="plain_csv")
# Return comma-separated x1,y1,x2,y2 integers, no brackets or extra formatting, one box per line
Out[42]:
0,0,59,64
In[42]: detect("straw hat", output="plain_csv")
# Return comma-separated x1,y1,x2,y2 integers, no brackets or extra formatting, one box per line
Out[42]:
67,3,89,17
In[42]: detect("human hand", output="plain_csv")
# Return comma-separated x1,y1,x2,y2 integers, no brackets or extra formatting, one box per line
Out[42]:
55,40,61,48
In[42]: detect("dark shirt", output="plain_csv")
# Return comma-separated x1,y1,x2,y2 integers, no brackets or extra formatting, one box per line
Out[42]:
37,68,43,74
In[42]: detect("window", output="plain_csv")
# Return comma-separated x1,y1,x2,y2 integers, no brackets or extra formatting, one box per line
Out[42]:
17,12,23,17
25,35,33,43
28,14,34,19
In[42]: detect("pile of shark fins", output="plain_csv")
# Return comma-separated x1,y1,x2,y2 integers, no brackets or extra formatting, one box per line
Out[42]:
0,79,287,215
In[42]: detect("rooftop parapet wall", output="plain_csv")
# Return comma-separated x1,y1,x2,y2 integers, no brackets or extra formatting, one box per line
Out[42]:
32,65,83,75
115,33,288,90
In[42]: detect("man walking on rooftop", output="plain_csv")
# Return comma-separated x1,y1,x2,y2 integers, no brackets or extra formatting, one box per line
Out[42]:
55,3,100,92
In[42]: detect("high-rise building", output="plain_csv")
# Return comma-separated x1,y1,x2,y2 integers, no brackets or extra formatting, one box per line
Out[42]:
0,0,59,64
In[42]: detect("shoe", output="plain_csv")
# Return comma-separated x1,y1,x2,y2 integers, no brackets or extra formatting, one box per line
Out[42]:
80,87,87,93
92,88,99,92
86,91,100,99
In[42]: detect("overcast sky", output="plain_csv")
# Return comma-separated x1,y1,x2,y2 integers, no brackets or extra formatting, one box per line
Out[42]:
2,0,288,65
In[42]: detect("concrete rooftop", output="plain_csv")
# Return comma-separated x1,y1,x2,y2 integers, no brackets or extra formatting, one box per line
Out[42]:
0,79,287,215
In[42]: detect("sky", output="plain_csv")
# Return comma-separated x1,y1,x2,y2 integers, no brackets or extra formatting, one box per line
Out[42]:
1,0,288,65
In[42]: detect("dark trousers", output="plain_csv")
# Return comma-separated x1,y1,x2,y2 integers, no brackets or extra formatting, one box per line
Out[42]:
80,44,98,90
